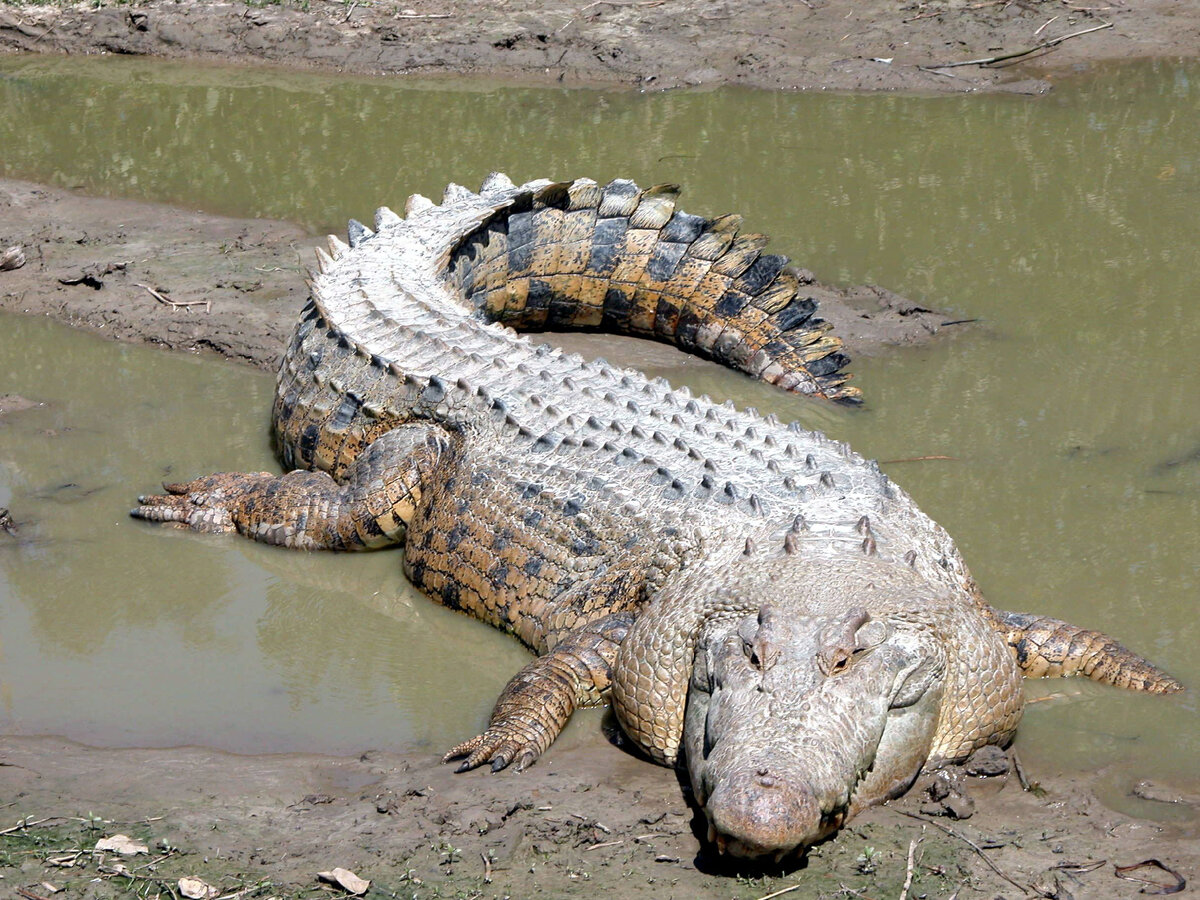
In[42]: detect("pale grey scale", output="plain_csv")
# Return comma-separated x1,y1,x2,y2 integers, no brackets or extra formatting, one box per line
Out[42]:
459,362,845,528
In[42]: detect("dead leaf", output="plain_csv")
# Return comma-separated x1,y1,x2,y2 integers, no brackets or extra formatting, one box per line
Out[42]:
94,834,148,856
40,884,61,895
178,877,219,899
317,867,370,895
0,246,24,271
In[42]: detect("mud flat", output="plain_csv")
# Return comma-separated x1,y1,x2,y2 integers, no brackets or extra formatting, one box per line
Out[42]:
1,0,1198,93
2,732,1198,899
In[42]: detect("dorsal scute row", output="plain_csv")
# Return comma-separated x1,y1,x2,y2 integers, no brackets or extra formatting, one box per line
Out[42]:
287,175,933,564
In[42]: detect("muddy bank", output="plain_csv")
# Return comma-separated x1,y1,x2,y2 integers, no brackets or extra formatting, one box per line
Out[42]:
2,0,1199,94
0,177,951,375
3,733,1198,899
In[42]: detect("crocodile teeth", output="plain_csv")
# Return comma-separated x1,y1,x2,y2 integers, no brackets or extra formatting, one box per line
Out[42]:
405,193,434,216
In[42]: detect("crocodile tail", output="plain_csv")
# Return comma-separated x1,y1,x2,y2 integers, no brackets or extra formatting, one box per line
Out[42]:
997,610,1182,693
444,175,860,404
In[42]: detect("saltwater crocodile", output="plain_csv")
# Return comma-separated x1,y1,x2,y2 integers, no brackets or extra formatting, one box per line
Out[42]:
133,175,1180,861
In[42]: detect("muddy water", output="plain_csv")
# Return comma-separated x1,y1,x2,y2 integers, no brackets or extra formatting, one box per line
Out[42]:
1,57,1197,798
0,318,531,754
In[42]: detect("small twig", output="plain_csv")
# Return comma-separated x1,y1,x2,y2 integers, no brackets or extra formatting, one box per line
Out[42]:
922,20,1112,69
556,0,663,32
16,889,52,900
134,283,211,312
0,816,54,836
394,12,453,18
752,884,802,900
900,835,924,900
1011,750,1032,790
584,839,625,851
892,809,1031,895
129,849,177,873
1034,15,1059,36
480,851,492,883
341,1,356,23
880,455,959,464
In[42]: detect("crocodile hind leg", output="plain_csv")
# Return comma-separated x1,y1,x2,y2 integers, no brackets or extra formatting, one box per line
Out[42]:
997,610,1182,693
132,423,452,550
446,611,635,772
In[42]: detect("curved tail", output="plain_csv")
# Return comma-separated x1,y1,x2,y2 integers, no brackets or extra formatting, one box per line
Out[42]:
997,611,1182,694
441,175,859,404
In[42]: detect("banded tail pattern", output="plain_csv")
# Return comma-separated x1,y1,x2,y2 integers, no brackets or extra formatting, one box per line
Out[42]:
444,176,859,404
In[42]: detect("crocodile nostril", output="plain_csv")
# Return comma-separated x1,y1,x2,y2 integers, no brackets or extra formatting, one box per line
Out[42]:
756,767,775,787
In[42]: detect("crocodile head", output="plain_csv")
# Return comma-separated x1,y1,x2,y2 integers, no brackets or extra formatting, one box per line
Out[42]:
682,598,947,861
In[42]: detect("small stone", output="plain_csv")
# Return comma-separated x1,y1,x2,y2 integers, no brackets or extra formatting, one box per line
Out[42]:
0,246,25,270
965,745,1010,777
178,877,218,899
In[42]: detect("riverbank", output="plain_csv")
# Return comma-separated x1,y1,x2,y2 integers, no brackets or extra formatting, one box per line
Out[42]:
3,731,1197,899
1,0,1198,93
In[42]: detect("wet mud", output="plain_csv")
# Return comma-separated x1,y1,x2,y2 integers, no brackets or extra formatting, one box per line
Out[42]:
1,0,1198,93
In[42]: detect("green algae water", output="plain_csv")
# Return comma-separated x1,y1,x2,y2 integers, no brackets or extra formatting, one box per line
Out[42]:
0,57,1196,801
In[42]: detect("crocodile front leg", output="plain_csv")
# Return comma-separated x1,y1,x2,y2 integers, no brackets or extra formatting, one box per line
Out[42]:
132,423,452,550
446,611,635,772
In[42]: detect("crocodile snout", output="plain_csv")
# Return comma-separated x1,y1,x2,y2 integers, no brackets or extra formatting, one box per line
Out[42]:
704,768,825,859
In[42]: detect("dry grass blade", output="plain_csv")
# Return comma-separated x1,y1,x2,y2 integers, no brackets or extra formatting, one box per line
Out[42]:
1114,859,1186,895
923,20,1112,69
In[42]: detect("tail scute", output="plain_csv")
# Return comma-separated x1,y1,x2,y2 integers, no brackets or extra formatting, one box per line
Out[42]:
998,611,1182,694
444,177,860,403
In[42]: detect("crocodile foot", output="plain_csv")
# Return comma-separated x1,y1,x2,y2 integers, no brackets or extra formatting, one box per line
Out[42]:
444,716,547,774
132,472,274,533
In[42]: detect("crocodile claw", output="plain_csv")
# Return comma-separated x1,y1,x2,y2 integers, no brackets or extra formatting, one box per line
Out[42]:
443,726,541,774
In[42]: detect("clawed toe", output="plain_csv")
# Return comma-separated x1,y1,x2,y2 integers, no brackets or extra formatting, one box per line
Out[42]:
444,728,540,774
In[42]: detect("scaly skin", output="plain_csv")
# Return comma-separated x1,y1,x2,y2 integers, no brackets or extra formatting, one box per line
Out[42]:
133,175,1181,862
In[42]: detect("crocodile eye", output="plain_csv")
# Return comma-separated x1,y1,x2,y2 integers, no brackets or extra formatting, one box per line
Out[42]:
823,645,869,675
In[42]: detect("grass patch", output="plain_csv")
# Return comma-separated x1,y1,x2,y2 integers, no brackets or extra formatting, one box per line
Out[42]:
0,815,299,900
